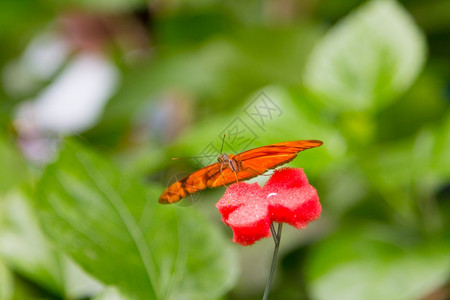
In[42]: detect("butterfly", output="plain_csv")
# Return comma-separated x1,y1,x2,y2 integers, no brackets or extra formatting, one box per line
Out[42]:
159,140,323,204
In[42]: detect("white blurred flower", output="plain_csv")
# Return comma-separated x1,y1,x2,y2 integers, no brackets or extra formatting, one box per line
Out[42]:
13,51,120,162
2,30,70,98
30,53,119,133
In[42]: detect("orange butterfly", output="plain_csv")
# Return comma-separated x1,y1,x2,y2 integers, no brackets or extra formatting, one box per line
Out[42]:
159,140,323,204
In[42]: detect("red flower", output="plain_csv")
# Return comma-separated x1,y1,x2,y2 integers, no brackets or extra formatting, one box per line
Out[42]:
216,168,321,246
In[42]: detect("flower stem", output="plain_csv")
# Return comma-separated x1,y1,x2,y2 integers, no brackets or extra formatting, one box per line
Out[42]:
263,222,283,300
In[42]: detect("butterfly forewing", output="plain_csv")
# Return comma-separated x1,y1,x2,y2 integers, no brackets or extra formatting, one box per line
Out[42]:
234,140,323,176
234,140,323,162
159,163,222,204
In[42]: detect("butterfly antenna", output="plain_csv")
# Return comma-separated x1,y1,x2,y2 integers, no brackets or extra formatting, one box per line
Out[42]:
220,134,226,154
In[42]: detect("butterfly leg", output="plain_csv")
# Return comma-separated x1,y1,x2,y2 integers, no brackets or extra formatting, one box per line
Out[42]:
219,163,230,187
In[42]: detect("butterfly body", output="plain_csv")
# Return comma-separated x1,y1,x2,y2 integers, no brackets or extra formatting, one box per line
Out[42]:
218,154,239,173
159,140,323,204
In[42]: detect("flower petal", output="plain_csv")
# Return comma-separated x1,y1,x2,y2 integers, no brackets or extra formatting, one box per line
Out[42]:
216,182,271,246
268,185,321,229
263,168,321,229
216,182,261,222
216,168,321,245
264,167,309,191
227,203,271,246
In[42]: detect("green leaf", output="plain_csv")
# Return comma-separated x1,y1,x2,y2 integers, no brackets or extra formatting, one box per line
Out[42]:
0,135,27,194
93,287,126,300
303,0,427,111
307,224,450,300
36,140,237,300
0,189,102,298
48,0,147,13
167,85,341,168
432,112,450,177
0,260,13,300
359,123,450,227
0,189,64,293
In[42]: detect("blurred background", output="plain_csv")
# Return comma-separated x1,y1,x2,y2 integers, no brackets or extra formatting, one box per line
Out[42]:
0,0,449,299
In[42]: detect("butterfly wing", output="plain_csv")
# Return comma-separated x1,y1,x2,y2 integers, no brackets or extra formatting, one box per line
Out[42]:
159,140,323,204
159,162,223,204
205,164,256,188
207,140,323,187
234,139,323,178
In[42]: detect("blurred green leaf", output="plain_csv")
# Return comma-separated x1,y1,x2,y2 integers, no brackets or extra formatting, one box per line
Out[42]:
0,260,13,300
0,1,52,69
0,189,102,298
0,189,63,293
304,0,427,111
36,140,237,300
320,159,370,216
360,118,450,227
376,68,448,142
307,224,450,300
432,112,450,177
47,0,147,13
93,287,126,300
169,85,342,160
90,24,321,148
0,135,27,194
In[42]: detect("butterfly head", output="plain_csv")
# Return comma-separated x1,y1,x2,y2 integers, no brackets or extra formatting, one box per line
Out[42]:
218,154,239,172
217,153,230,163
